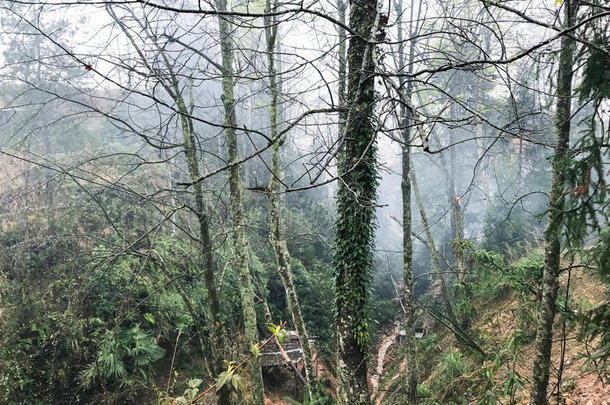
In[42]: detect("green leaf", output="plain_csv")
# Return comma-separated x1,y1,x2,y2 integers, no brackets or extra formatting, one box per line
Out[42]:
88,317,104,325
251,343,260,357
188,378,203,389
216,371,230,392
185,387,198,400
144,313,155,324
232,373,247,395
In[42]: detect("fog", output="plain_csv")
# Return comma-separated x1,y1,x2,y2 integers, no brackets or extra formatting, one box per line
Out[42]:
0,0,608,404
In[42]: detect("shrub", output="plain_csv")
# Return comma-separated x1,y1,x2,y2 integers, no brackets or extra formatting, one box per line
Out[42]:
80,326,165,388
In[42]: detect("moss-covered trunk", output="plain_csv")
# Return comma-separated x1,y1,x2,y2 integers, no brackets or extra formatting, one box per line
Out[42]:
395,0,418,400
529,2,575,404
214,2,264,403
334,0,378,403
180,103,230,405
264,0,315,394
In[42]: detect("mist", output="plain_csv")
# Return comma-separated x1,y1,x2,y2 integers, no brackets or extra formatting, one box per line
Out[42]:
0,0,608,404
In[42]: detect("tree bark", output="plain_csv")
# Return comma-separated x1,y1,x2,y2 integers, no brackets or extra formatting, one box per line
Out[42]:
439,121,466,285
264,0,316,395
214,2,265,404
395,0,419,400
334,0,379,403
447,153,466,286
529,2,575,404
400,111,418,405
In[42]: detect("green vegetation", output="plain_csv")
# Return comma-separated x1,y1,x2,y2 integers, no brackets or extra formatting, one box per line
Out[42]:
0,1,608,405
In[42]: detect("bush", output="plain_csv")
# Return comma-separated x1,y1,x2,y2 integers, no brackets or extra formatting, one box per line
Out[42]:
80,326,165,389
429,348,469,402
417,383,433,398
441,350,467,380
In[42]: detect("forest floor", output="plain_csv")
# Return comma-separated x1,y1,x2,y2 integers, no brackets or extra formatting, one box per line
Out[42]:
496,268,608,405
263,269,609,404
371,268,609,404
510,269,610,405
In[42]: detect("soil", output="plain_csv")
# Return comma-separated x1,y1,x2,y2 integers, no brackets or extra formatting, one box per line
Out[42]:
369,268,610,405
369,320,401,397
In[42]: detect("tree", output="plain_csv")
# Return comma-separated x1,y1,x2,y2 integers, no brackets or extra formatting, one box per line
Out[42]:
529,1,577,403
394,0,422,399
214,0,265,403
102,8,233,403
333,0,379,403
264,0,316,394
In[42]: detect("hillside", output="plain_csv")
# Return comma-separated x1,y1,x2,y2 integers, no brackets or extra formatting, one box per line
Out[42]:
372,264,610,405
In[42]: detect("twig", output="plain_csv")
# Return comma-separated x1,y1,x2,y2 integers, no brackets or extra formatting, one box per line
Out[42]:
167,328,183,393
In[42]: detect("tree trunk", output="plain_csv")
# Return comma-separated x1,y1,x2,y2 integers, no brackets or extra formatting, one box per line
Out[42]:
264,0,316,394
529,2,575,404
440,124,466,285
334,0,378,403
215,2,265,403
410,165,456,327
448,148,466,285
395,0,418,400
179,102,231,405
336,0,347,133
400,118,418,405
178,101,230,404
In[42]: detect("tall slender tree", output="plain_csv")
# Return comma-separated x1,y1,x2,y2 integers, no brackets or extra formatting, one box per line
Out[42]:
411,164,456,327
264,0,316,394
395,0,422,400
105,9,230,403
214,1,265,403
529,1,577,403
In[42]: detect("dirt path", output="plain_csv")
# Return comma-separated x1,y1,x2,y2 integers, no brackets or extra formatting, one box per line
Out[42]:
370,321,401,399
375,359,406,405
